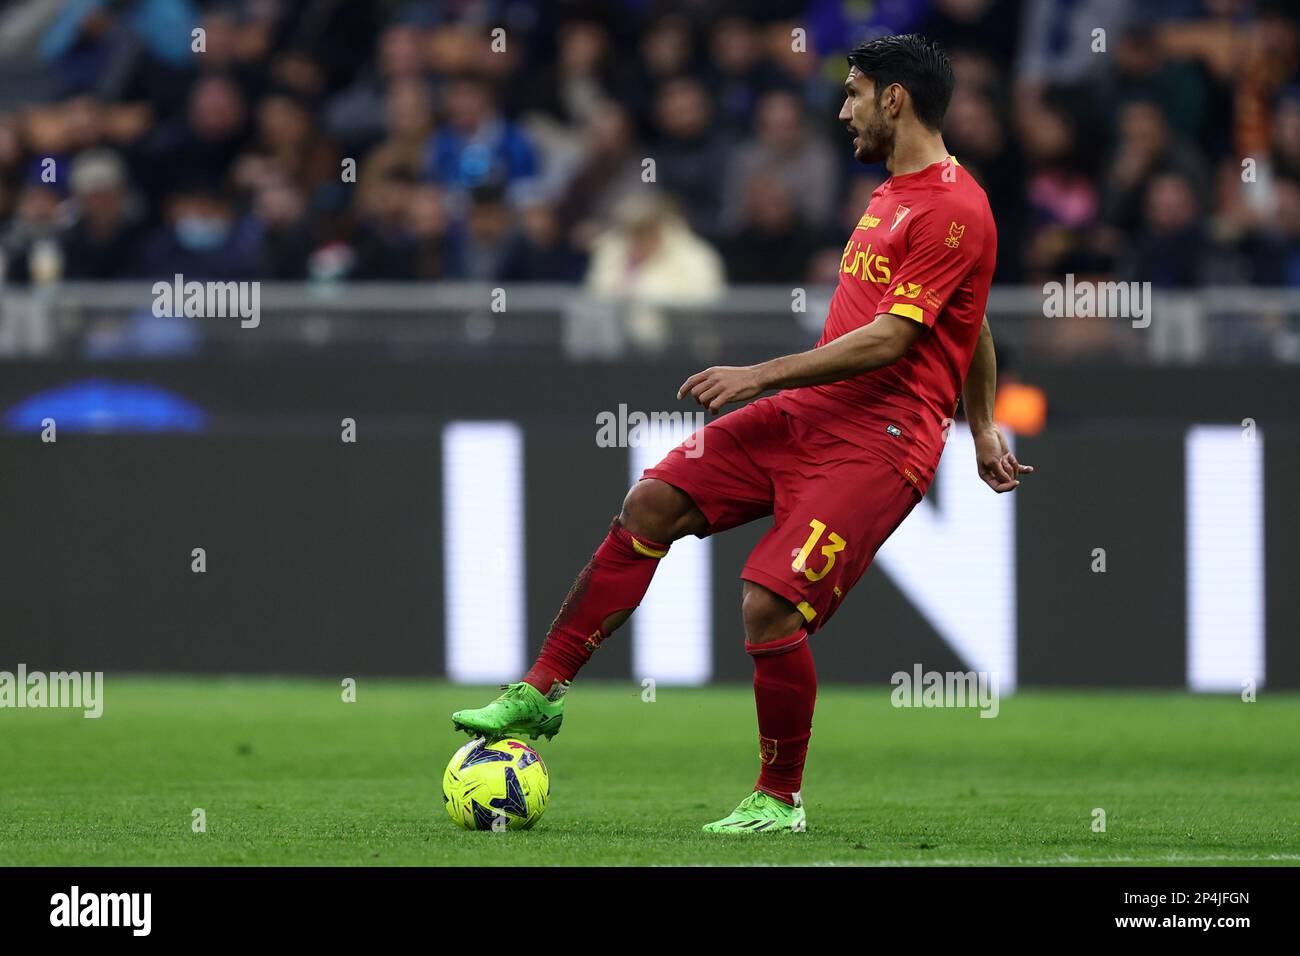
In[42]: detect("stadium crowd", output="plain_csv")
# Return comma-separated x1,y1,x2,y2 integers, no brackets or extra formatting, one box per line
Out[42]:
0,0,1298,294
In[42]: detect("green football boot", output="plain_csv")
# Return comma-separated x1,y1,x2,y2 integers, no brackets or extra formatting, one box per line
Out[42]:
702,791,807,833
451,681,567,742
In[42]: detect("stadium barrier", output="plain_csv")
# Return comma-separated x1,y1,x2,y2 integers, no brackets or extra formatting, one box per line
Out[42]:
1,344,1297,689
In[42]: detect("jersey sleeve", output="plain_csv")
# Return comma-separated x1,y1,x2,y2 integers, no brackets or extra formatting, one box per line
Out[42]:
874,202,981,328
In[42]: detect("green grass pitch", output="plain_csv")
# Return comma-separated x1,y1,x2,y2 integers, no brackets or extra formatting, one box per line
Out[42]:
1,678,1297,866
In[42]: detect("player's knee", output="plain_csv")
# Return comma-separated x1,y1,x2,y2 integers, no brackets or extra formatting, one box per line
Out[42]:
742,583,805,644
619,479,703,542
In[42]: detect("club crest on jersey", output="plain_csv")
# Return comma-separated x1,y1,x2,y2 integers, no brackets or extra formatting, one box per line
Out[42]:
944,221,965,248
890,204,911,231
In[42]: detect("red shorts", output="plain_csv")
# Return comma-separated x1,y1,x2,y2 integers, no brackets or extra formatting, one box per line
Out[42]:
642,396,921,633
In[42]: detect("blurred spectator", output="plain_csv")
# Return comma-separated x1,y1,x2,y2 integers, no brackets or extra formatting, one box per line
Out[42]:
249,170,313,280
921,0,1021,68
651,77,729,239
452,183,532,281
722,89,840,235
1017,92,1101,280
247,89,338,196
518,19,629,201
352,169,418,280
555,100,645,252
706,15,786,136
521,19,623,131
1100,99,1209,236
723,171,820,283
585,192,724,353
1016,0,1129,88
357,76,436,214
0,179,66,284
1273,89,1300,182
1247,176,1300,287
586,191,725,316
425,75,538,196
137,73,249,205
62,148,147,279
1108,23,1212,151
511,193,587,282
134,179,260,280
327,21,429,155
405,184,454,281
1122,171,1208,288
41,0,198,101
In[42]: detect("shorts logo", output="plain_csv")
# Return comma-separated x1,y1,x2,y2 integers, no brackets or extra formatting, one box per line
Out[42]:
885,424,902,437
943,221,965,248
759,736,778,764
904,468,921,486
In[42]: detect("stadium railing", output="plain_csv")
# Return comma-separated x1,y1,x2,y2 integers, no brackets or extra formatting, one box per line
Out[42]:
1,282,1299,365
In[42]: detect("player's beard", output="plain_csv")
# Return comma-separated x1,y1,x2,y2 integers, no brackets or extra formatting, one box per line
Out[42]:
853,104,892,165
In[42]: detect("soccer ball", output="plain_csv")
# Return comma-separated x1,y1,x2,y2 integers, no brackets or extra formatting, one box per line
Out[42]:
442,737,550,830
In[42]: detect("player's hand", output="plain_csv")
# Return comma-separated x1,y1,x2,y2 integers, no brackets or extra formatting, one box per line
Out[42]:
677,365,766,415
973,426,1034,493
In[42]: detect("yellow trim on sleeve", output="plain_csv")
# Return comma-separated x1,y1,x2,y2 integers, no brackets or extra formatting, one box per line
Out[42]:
630,537,668,559
796,600,817,622
887,302,925,323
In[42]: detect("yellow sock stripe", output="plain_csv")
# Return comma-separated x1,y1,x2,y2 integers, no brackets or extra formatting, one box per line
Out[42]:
630,536,668,559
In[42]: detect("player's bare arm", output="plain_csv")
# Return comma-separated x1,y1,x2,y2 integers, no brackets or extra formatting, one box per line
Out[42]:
963,315,1034,493
677,312,922,414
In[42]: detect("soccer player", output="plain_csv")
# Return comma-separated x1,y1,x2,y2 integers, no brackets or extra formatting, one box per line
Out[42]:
452,34,1032,833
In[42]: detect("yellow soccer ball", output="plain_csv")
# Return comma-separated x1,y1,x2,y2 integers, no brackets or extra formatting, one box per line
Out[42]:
442,737,550,830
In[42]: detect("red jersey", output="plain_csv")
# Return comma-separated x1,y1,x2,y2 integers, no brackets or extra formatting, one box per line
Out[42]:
773,156,996,495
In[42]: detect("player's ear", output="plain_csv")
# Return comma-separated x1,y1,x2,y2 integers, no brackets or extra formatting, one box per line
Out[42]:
885,83,905,118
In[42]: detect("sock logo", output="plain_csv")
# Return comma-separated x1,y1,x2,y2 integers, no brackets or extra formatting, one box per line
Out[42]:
758,736,778,764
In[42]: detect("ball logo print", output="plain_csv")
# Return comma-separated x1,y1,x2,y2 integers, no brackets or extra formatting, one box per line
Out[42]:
442,738,549,831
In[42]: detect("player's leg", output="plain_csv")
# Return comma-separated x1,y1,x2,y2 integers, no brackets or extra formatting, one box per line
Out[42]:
703,417,923,833
523,477,706,693
701,583,812,833
450,479,704,741
452,399,783,741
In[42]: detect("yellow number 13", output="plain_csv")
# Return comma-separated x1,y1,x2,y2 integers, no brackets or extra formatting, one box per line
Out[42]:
791,519,846,582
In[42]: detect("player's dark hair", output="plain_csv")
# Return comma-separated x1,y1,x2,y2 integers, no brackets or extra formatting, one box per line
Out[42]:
846,33,954,131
